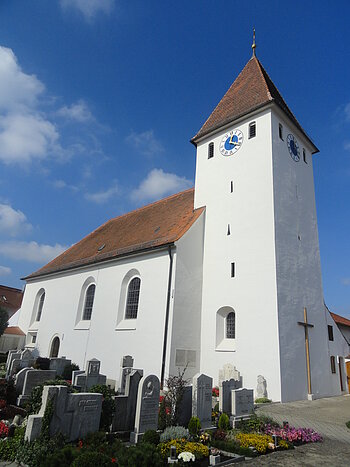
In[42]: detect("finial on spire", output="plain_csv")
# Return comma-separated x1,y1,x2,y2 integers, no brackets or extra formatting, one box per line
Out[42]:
252,28,256,57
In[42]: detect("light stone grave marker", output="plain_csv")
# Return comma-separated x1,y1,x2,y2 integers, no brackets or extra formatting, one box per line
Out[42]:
17,369,56,406
230,388,254,427
192,373,212,429
218,364,242,411
14,367,32,395
130,374,160,443
25,385,103,442
6,349,34,380
256,375,268,399
72,358,106,390
113,369,143,432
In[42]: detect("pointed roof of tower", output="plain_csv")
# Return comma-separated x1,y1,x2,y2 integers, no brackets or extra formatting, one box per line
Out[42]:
191,56,318,153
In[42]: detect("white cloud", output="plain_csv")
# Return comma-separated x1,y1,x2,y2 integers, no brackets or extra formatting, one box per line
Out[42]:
126,130,164,156
0,203,32,236
131,168,192,203
85,182,119,204
0,46,59,164
53,179,79,192
60,0,115,20
0,241,67,263
345,103,350,121
344,141,350,151
57,99,93,123
342,278,350,286
0,266,11,276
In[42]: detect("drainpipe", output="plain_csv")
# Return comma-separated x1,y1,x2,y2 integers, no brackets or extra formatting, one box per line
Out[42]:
161,244,174,388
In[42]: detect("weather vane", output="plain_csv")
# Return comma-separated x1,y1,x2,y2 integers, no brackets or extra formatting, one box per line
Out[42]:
252,28,256,57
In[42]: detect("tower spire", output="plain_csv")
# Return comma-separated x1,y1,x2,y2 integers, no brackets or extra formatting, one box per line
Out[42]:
252,28,256,57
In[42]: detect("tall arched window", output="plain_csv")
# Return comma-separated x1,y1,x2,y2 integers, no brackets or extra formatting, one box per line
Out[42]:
36,292,45,321
50,336,60,358
125,277,141,319
226,311,235,339
82,284,95,320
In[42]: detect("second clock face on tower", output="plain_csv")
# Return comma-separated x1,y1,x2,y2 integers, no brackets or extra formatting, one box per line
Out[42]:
219,129,243,156
287,134,300,162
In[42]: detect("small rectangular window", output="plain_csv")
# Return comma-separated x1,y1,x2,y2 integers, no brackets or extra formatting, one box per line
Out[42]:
328,325,334,341
32,335,37,344
303,148,307,164
249,121,256,139
227,224,231,236
208,142,214,159
230,181,234,193
231,262,235,278
330,356,336,374
279,123,283,140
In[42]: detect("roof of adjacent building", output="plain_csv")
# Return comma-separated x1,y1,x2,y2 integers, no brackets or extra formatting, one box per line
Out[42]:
0,285,23,312
3,326,25,336
25,188,204,280
331,312,350,328
191,56,318,153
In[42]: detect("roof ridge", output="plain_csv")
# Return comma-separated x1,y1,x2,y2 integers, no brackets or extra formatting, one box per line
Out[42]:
253,57,273,100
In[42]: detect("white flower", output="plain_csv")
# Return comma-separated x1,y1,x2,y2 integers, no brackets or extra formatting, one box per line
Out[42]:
178,451,195,462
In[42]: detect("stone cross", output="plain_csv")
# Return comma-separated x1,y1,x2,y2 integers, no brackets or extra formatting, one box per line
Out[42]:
298,307,314,396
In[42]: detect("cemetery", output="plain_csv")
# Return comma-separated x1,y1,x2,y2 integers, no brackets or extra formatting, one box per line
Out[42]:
0,352,323,466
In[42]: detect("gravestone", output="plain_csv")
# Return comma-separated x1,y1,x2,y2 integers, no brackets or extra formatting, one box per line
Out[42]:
6,349,34,380
218,364,242,411
256,375,268,399
14,367,32,395
118,355,134,394
113,369,143,432
17,369,56,407
221,378,243,415
230,388,254,427
6,350,21,371
25,385,103,442
72,358,106,390
192,373,212,429
49,357,71,377
130,374,160,443
177,385,192,427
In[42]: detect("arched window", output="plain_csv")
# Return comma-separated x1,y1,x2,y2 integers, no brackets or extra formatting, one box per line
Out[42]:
125,277,141,319
50,336,60,358
36,292,45,321
82,284,95,320
226,311,235,339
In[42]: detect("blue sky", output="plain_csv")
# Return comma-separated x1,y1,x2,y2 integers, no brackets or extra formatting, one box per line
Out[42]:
0,0,349,317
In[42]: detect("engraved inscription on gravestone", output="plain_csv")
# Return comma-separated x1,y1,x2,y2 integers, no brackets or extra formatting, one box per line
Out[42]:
131,374,160,443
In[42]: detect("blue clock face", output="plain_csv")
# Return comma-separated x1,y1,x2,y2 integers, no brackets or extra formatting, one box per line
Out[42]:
219,129,243,156
287,134,300,162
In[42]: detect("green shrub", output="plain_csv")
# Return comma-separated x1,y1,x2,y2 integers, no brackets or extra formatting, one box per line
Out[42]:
61,363,79,380
218,413,230,431
210,439,257,457
346,421,350,429
89,385,116,431
160,425,189,442
26,379,73,415
236,414,279,433
41,445,78,467
255,397,272,404
117,442,163,467
72,451,112,467
188,416,201,436
142,429,160,445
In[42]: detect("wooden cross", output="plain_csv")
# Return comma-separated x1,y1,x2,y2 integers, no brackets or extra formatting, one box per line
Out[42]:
298,307,314,395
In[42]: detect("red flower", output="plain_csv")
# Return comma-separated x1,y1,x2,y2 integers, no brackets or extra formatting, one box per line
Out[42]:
159,395,164,403
111,458,117,463
0,399,6,409
78,440,83,449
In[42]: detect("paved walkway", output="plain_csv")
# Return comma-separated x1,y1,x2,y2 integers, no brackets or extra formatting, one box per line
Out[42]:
245,395,350,466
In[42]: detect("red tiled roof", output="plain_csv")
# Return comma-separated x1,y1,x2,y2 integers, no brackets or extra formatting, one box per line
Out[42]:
191,56,318,153
331,312,350,328
0,285,23,312
3,326,25,336
25,188,204,280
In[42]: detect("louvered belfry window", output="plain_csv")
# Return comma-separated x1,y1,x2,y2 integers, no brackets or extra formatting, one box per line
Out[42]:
83,284,95,320
125,277,141,319
226,311,235,339
208,142,214,159
249,122,256,139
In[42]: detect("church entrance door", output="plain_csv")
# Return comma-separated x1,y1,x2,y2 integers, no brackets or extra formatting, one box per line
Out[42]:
346,361,350,393
49,336,60,358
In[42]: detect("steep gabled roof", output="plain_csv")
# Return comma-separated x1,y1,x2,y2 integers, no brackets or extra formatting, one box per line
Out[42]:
25,188,203,280
331,312,350,328
3,326,25,336
191,56,318,153
0,285,23,312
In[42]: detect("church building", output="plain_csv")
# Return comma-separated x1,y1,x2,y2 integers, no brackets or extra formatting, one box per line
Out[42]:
17,44,349,402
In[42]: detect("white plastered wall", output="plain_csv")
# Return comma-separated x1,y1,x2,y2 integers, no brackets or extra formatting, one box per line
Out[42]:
18,248,175,385
194,109,282,401
271,108,347,401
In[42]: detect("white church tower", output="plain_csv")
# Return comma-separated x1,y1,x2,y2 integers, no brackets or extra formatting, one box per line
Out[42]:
192,40,341,402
